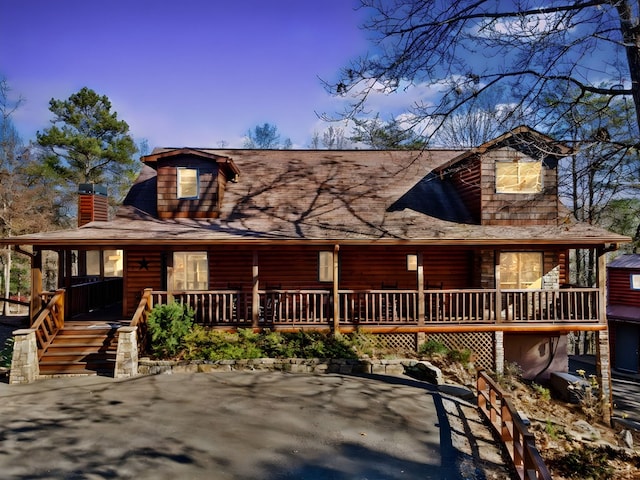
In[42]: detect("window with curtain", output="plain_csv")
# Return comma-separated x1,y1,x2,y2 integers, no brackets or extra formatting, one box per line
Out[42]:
495,160,542,193
500,252,543,289
173,252,208,290
177,168,199,198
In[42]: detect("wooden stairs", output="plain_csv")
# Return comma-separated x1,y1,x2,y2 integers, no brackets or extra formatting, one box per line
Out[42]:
39,321,121,376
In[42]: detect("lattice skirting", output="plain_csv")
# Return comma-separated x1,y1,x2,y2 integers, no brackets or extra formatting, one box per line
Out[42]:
372,333,417,352
424,332,495,371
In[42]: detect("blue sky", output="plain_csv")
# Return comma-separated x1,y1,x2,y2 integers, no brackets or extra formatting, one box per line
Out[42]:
1,0,376,149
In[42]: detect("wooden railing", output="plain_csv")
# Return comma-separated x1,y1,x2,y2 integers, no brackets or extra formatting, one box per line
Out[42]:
131,288,153,353
30,288,65,360
260,290,331,324
477,371,552,480
425,289,496,323
502,288,599,322
148,287,602,327
67,277,123,319
338,290,419,323
150,289,332,326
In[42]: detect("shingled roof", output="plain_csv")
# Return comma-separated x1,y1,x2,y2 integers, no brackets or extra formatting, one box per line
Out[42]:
3,147,630,248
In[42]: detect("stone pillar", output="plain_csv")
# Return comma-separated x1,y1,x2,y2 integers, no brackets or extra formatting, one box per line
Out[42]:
114,326,138,379
494,330,504,375
596,329,613,423
9,329,39,384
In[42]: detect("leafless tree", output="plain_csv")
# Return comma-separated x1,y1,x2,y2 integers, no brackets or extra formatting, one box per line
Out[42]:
330,0,640,144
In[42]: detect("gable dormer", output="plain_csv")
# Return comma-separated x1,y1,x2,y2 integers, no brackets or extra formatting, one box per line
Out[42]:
435,126,571,226
141,148,240,219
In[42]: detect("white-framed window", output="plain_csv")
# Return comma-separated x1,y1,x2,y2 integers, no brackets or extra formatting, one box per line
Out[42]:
500,252,543,289
177,168,199,199
495,160,542,194
631,274,640,290
173,252,208,290
318,251,334,282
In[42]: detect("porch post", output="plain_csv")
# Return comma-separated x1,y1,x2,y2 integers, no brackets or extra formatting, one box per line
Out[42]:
252,250,259,327
166,253,174,303
332,244,340,335
64,249,73,321
30,249,42,325
494,250,505,375
494,250,502,322
417,252,424,325
596,246,613,421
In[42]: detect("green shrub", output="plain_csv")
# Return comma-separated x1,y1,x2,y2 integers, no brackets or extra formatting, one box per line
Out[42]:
147,302,195,358
419,339,449,356
446,347,472,365
0,337,13,368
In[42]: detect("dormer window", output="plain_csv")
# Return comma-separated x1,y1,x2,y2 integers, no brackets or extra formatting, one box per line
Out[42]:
495,160,542,194
177,168,199,198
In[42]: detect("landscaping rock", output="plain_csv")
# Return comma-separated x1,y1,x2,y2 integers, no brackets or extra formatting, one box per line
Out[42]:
549,371,590,403
407,361,444,385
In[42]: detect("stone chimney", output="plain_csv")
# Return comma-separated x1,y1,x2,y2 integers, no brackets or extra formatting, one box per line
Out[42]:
78,184,108,227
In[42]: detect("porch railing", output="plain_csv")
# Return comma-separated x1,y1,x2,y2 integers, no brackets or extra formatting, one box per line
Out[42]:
67,277,123,319
148,287,601,326
31,288,65,359
477,370,552,480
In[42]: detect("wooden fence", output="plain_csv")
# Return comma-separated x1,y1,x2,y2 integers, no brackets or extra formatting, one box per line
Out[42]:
477,370,552,480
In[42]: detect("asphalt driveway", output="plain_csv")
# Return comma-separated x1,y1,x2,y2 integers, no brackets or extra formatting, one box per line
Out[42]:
0,372,511,479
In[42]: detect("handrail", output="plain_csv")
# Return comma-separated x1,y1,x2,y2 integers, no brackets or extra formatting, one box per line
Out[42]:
130,288,153,353
147,287,602,327
30,288,65,360
477,370,552,480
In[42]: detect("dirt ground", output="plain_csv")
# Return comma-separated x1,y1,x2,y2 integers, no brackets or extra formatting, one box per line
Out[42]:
430,356,640,480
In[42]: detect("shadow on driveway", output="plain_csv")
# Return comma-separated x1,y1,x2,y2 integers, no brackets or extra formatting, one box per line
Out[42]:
0,371,514,479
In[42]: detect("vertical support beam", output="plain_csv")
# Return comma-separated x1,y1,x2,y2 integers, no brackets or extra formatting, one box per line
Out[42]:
252,250,259,328
166,252,174,304
495,250,502,323
494,331,504,375
597,247,607,325
417,251,424,326
596,246,613,422
64,250,73,321
30,250,43,326
596,329,613,424
332,244,340,335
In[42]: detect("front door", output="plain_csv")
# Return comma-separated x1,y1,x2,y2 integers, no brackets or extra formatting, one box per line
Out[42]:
616,322,640,373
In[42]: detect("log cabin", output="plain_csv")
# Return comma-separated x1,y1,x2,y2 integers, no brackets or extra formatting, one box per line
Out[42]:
607,254,640,373
4,126,630,387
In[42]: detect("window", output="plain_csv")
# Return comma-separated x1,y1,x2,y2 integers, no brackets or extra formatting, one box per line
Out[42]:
173,252,208,290
86,250,101,276
495,160,542,193
631,274,640,290
177,168,199,198
406,254,418,272
318,251,334,282
500,252,543,289
104,250,123,277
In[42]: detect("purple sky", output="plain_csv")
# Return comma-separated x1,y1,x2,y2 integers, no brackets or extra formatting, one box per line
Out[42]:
1,0,373,149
